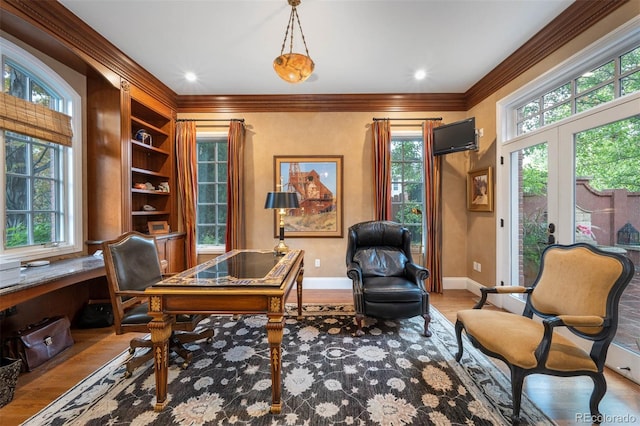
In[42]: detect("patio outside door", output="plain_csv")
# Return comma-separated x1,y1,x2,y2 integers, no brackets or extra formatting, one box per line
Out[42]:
500,94,640,384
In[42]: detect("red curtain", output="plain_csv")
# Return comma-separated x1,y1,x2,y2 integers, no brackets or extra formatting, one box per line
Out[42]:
225,120,246,251
372,119,392,220
175,121,198,268
423,120,443,293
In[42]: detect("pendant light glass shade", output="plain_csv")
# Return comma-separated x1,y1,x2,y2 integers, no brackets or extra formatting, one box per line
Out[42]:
274,0,314,84
273,53,315,83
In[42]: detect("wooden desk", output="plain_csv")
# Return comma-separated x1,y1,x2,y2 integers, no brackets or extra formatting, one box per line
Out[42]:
144,249,304,413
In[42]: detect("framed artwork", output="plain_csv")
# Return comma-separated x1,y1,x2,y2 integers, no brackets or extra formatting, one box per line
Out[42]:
467,167,493,212
273,155,343,237
148,220,170,234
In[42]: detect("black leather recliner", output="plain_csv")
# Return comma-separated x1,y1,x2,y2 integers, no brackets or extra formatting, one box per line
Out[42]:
346,221,431,337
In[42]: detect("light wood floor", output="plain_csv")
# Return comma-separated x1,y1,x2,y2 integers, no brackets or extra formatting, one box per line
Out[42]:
0,290,638,425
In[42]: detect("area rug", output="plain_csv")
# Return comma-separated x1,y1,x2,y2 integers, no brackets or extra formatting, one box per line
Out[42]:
23,305,555,425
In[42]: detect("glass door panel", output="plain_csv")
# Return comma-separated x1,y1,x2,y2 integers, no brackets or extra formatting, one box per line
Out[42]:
513,142,549,287
572,116,640,358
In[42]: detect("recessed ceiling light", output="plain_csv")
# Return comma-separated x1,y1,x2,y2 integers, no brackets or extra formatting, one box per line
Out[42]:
414,69,427,80
185,72,197,82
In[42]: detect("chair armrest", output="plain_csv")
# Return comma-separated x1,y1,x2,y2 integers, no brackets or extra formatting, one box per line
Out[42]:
534,314,606,365
405,263,429,291
549,315,604,328
474,286,532,308
405,262,429,281
346,262,363,290
115,289,148,298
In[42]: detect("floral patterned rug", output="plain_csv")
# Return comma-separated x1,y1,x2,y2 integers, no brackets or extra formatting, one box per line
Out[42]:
23,306,555,425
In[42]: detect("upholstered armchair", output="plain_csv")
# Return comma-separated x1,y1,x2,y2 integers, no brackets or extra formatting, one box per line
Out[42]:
103,231,214,377
346,220,431,337
455,243,634,424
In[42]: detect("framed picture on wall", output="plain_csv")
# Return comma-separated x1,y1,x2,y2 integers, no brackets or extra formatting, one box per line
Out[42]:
467,167,493,212
273,155,343,237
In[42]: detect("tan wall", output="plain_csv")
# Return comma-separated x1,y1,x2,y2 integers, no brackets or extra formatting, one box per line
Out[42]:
183,111,468,277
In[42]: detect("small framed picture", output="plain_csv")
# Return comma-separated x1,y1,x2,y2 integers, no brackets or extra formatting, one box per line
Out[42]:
467,167,493,212
148,220,170,234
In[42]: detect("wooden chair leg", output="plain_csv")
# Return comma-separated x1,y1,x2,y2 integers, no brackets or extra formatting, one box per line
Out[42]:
454,321,465,361
510,367,526,425
590,373,606,423
354,314,365,337
423,312,432,337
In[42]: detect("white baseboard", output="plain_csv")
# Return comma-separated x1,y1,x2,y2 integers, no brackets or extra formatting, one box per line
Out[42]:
301,276,488,297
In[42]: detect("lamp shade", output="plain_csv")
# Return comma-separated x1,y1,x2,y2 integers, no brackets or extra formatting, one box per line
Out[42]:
264,192,300,209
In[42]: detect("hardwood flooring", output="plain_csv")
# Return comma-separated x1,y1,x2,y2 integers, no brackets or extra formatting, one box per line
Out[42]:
0,289,638,425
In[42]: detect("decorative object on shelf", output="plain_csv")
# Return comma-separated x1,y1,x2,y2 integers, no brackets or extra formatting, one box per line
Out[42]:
133,183,147,190
148,220,170,235
264,188,300,255
158,182,170,192
142,204,156,211
144,182,154,190
134,129,153,146
467,167,493,212
273,0,314,84
274,155,343,237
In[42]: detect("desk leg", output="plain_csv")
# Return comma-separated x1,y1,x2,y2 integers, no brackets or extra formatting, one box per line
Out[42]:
266,310,284,414
148,314,173,411
296,264,304,320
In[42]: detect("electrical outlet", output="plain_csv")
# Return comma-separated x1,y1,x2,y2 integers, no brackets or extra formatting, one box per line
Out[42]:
473,262,482,272
314,259,320,268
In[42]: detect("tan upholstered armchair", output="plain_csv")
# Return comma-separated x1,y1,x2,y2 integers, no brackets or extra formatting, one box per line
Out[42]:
455,243,634,424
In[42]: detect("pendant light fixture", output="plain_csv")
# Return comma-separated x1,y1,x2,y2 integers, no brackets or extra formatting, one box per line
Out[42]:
273,0,314,83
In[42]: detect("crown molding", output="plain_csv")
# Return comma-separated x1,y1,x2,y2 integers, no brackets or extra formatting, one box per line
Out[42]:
176,93,467,113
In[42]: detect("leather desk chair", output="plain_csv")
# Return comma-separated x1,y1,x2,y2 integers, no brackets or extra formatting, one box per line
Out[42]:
346,220,431,337
103,231,214,377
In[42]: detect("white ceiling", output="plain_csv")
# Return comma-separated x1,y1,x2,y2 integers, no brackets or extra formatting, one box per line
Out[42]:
58,0,573,96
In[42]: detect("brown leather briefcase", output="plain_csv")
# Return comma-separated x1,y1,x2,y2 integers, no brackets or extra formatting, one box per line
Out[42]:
9,316,74,372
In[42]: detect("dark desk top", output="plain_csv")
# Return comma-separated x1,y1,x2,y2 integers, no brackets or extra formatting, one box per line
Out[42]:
155,249,302,287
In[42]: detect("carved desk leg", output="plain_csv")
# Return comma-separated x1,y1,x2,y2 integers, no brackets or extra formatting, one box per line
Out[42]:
267,296,285,414
148,296,173,412
296,263,304,320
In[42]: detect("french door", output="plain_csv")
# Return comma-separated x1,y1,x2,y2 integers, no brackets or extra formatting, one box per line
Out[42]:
499,93,640,384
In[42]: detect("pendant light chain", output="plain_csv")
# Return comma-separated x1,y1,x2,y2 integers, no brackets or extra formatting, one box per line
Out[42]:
278,4,311,58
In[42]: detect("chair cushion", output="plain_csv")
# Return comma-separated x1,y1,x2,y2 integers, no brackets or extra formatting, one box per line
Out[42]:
457,309,598,372
363,276,422,302
354,247,407,277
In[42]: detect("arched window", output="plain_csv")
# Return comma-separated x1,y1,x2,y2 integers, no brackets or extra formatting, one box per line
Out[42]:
1,37,83,260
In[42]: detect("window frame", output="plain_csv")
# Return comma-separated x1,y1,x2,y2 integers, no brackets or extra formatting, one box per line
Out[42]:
195,132,227,255
1,37,83,261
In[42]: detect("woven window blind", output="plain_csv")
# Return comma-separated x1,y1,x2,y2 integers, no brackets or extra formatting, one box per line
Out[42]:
0,92,73,147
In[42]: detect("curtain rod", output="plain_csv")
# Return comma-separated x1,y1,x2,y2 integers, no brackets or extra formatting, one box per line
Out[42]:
373,117,442,121
176,118,245,123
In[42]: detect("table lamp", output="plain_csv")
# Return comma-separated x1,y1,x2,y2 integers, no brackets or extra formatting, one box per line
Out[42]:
264,191,300,255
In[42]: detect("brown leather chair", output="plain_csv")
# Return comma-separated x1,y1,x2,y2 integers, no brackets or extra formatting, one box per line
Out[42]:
103,231,214,377
455,243,634,424
346,220,431,337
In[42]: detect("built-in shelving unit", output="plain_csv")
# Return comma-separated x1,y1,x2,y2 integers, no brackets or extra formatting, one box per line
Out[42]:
129,95,175,233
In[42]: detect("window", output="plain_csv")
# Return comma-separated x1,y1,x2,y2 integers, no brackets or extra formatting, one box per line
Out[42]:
391,132,424,248
196,134,227,251
516,44,640,135
1,38,82,260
